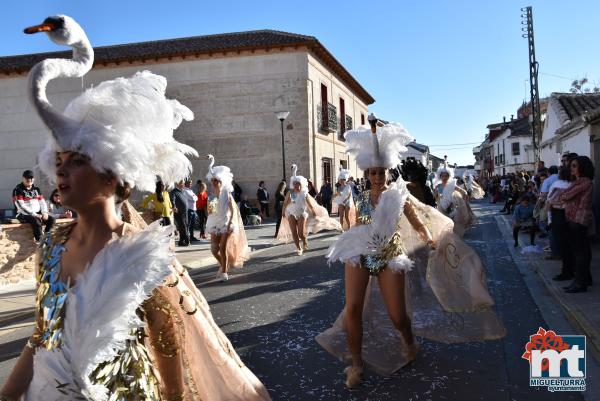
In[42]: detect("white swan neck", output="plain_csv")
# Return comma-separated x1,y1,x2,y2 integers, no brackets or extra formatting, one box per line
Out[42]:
28,38,94,149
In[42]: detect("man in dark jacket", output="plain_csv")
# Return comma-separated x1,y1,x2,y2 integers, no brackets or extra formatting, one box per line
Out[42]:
319,180,333,215
170,180,189,246
256,181,269,217
13,170,54,241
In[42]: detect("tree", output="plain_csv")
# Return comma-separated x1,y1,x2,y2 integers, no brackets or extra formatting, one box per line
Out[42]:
570,77,600,94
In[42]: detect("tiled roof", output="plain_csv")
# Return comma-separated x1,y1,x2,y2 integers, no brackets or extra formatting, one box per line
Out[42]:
407,141,429,153
0,29,375,104
552,92,600,123
508,116,531,137
549,92,600,136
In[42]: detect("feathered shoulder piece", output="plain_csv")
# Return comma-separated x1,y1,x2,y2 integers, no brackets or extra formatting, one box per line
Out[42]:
344,123,413,170
38,71,197,192
327,179,411,267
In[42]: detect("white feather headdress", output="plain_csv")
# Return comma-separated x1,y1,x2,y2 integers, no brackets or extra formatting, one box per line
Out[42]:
38,71,197,192
338,169,351,181
205,155,234,193
289,163,308,193
432,163,455,189
344,122,414,170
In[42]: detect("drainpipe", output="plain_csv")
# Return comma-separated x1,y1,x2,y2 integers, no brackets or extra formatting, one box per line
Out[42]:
308,78,317,184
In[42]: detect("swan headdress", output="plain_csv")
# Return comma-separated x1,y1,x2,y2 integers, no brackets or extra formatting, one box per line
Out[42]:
337,169,351,181
205,154,234,193
432,161,455,189
27,15,197,192
344,113,414,170
289,164,308,193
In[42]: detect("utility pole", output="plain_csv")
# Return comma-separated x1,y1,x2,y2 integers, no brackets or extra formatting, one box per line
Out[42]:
521,6,541,169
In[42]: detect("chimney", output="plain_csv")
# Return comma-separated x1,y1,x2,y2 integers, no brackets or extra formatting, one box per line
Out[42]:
503,116,506,123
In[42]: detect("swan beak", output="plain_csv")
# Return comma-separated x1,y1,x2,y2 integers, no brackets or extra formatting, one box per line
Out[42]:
24,23,55,34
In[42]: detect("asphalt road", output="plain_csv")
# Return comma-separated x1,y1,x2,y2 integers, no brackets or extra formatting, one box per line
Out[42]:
0,202,589,400
188,201,584,401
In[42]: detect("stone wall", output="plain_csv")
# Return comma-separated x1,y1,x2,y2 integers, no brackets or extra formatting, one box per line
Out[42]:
0,219,72,287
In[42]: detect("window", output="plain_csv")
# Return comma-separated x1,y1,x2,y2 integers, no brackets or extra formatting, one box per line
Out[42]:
512,142,520,156
361,113,365,125
340,160,348,170
322,158,332,184
339,98,346,139
321,84,328,124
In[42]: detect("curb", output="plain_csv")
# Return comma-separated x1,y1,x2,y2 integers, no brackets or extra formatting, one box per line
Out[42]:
0,310,35,328
526,254,600,362
495,215,600,362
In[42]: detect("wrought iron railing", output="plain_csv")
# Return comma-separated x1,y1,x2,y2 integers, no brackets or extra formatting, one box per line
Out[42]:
338,115,353,140
317,102,338,133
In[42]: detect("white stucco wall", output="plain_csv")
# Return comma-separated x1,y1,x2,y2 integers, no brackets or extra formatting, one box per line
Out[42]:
560,125,592,158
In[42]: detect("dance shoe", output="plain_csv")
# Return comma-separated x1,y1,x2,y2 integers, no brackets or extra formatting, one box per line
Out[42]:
343,364,363,388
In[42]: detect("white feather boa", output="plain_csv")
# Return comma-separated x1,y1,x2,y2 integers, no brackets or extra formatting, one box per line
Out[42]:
327,179,414,273
24,223,173,401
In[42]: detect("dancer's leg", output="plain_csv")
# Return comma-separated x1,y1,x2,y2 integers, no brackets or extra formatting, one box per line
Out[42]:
343,204,351,229
288,216,300,250
338,205,346,228
210,234,222,268
344,263,370,367
219,231,230,273
377,268,414,348
298,216,308,250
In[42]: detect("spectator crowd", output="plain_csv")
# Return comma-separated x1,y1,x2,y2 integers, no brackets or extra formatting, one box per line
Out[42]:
479,152,596,294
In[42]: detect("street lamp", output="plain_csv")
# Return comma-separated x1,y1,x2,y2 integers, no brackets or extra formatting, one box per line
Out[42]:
275,111,290,181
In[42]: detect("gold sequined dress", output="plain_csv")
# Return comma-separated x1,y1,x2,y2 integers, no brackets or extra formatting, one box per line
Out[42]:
24,210,271,401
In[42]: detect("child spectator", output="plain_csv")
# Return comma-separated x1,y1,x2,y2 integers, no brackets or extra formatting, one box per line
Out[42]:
513,195,536,247
196,182,208,239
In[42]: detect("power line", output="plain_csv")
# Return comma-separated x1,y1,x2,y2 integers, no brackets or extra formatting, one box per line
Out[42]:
539,71,576,81
428,142,481,147
428,146,478,151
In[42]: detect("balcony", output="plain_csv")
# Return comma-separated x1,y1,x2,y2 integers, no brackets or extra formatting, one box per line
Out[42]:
338,115,353,141
317,102,338,134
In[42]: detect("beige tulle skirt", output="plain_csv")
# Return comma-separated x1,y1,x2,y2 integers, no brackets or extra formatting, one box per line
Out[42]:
438,191,477,237
316,197,505,376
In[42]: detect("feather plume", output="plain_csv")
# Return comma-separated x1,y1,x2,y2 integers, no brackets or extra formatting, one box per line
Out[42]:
344,123,413,170
38,71,197,192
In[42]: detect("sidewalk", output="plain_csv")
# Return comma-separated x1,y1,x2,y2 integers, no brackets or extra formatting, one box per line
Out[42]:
496,213,600,362
0,222,284,327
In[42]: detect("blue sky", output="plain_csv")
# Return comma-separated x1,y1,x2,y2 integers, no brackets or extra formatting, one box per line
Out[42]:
2,0,599,165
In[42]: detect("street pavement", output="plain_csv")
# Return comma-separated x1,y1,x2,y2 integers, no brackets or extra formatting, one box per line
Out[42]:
0,203,597,400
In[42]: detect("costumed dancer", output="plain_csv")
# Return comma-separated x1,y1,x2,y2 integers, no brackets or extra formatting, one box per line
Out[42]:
316,114,505,388
277,164,341,255
463,170,485,200
432,162,476,237
333,169,356,230
399,158,436,207
1,15,271,401
205,154,250,282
